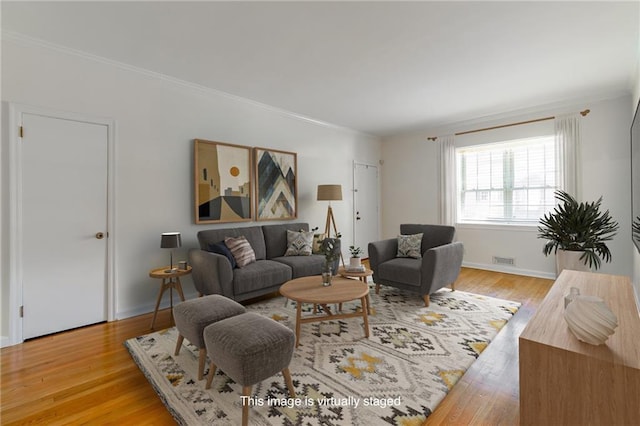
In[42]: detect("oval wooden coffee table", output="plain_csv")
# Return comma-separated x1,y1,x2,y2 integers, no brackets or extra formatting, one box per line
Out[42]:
280,275,370,347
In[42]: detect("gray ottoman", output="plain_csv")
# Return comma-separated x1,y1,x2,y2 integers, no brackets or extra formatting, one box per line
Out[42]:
173,295,246,380
204,312,296,426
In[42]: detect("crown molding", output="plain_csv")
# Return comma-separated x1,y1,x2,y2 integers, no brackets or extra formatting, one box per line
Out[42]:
2,29,374,139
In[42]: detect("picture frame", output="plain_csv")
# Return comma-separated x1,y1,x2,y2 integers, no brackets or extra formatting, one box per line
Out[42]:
254,147,298,221
194,139,253,224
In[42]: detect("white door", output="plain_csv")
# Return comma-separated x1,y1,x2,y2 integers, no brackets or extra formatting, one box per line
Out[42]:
353,162,379,258
21,112,109,339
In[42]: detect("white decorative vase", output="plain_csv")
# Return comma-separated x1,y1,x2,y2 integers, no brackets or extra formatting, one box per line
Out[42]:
349,257,361,269
556,249,591,276
564,295,618,345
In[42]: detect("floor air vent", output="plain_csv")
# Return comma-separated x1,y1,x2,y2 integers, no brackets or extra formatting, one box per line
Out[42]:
493,256,515,266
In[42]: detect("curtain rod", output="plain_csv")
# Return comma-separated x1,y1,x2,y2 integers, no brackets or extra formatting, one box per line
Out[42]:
426,108,590,141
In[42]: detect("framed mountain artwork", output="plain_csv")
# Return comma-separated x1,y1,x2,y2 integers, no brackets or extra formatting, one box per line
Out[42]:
254,147,297,221
194,139,252,224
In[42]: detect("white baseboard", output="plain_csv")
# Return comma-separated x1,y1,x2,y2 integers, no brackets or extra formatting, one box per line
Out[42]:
116,289,199,320
463,261,556,280
2,289,202,346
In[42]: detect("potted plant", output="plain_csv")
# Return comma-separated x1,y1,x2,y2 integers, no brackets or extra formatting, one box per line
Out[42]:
320,238,340,286
348,245,364,270
538,190,619,273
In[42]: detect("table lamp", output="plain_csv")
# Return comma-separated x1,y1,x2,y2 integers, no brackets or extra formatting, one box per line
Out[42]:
161,232,182,272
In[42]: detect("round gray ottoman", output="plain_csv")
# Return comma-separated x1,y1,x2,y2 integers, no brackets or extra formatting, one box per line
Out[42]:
173,294,246,380
204,312,296,426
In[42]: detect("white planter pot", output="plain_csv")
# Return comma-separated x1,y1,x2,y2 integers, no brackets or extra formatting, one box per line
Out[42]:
349,257,361,269
556,249,591,276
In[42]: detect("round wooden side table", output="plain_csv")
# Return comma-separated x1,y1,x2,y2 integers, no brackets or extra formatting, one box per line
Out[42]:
338,266,373,283
338,266,374,314
148,265,191,329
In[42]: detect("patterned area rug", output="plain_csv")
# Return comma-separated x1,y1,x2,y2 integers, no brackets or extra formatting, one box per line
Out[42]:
125,286,520,425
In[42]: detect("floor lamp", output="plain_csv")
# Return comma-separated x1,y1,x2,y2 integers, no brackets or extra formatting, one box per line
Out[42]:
317,184,344,265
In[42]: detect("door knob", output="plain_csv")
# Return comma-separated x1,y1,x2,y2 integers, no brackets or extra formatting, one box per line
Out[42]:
96,232,105,239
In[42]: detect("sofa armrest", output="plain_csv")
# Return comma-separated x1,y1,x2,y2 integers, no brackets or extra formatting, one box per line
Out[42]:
421,241,464,293
368,238,398,274
188,249,235,298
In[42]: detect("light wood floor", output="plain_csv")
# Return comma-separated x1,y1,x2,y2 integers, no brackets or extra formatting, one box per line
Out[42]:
1,267,553,425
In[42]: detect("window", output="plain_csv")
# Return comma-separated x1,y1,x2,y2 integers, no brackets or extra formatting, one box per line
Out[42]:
456,135,558,224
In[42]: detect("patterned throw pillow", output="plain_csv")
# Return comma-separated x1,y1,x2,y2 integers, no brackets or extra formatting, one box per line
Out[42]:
312,233,327,254
224,236,256,267
285,230,314,256
397,233,423,259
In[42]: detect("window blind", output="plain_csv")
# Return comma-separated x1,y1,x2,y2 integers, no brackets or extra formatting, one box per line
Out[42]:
456,135,557,224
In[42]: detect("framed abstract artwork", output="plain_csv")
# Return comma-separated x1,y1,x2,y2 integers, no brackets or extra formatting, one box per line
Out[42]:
194,139,252,224
254,147,297,221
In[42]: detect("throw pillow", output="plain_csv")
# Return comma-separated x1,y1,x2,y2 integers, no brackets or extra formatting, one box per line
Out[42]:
284,230,314,256
312,233,327,254
207,241,237,269
397,233,423,259
224,236,256,267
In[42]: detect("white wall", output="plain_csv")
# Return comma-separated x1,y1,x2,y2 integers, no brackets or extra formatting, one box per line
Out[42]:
0,36,381,342
381,94,634,280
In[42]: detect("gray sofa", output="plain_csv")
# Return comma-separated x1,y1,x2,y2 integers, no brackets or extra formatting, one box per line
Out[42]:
368,224,464,307
189,223,340,302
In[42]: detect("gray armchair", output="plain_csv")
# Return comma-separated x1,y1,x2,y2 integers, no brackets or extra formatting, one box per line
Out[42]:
368,224,464,306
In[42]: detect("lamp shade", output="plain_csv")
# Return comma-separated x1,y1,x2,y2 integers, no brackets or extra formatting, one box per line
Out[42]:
317,184,342,201
161,232,182,248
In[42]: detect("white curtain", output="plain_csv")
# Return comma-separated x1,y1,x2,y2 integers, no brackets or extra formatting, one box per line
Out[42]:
438,134,456,225
555,113,581,198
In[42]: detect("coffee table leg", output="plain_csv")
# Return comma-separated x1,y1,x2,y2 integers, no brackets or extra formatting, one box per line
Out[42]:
295,302,302,347
361,296,370,338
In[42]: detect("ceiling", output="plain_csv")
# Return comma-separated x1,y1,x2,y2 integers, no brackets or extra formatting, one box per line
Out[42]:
2,1,639,137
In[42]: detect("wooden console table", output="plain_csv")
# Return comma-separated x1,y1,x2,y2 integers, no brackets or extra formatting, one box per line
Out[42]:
519,270,640,425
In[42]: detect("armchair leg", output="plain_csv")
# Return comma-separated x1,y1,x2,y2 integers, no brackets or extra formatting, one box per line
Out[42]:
451,282,455,291
375,284,380,294
423,294,430,307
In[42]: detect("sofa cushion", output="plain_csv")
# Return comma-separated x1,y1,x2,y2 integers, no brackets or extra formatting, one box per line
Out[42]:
207,241,237,269
232,260,292,295
397,233,423,259
378,257,421,287
262,223,309,259
225,236,256,268
272,254,325,278
197,226,267,260
284,230,314,256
